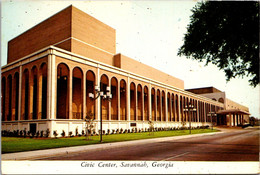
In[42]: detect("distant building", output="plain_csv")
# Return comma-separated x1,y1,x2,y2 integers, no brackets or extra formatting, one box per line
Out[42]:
186,87,250,126
1,6,248,137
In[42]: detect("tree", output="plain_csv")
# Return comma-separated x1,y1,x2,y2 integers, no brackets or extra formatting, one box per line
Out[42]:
178,1,259,87
85,111,95,140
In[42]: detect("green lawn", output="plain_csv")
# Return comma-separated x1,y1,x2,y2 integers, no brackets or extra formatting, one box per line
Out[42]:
2,129,217,153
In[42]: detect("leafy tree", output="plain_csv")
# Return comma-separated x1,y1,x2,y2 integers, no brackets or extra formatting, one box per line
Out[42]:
178,1,259,87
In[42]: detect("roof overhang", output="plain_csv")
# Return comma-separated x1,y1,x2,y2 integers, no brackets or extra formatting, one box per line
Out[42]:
217,109,250,115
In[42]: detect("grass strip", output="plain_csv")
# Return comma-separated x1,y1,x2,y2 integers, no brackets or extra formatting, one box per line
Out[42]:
2,129,218,153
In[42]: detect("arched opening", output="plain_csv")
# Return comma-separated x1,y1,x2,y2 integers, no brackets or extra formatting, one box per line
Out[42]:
180,95,183,122
199,101,202,122
1,77,6,121
86,70,95,119
39,63,47,119
57,63,69,119
100,74,109,120
212,98,216,101
14,72,19,120
72,67,83,119
130,82,136,120
22,69,29,120
137,84,142,121
194,100,197,122
189,99,193,122
171,93,175,121
185,97,189,122
31,66,38,120
167,93,171,122
120,79,126,120
111,77,118,120
190,99,195,122
202,102,205,122
151,88,156,121
7,75,12,121
183,96,186,122
175,94,179,122
157,89,161,121
144,86,149,121
162,91,166,121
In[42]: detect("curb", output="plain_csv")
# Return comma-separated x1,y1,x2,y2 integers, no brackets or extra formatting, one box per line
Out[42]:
2,131,224,160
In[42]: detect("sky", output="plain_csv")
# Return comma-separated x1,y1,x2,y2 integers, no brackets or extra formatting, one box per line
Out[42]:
1,0,259,118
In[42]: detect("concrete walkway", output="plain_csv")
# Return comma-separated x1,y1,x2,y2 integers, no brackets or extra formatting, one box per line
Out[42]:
2,130,226,160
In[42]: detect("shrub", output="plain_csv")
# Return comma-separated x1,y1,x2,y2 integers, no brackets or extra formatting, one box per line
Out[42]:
31,132,35,138
53,131,58,138
75,127,78,136
69,131,73,137
81,130,85,136
40,130,44,137
23,129,27,138
36,131,40,138
61,130,66,137
111,129,115,134
45,129,50,138
19,130,23,137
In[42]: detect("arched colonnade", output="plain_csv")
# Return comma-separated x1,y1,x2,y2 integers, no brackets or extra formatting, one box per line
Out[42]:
1,61,220,124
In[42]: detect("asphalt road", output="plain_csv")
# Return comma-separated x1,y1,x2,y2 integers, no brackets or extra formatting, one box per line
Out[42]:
42,128,259,161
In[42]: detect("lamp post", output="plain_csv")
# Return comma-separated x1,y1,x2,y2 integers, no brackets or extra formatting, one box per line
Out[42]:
207,112,217,130
183,103,196,134
89,85,112,143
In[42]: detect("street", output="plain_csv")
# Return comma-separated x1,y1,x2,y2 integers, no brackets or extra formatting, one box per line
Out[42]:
41,128,259,161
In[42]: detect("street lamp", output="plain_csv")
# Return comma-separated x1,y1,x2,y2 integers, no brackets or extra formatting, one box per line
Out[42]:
89,85,112,143
183,103,196,134
207,112,217,130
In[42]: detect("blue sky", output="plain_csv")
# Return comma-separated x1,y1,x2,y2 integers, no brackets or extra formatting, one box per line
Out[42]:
1,0,259,118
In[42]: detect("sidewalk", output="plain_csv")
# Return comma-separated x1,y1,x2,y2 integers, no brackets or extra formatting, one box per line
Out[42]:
2,130,225,160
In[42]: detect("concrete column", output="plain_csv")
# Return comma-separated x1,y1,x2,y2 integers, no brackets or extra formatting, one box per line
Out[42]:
228,113,232,126
18,66,22,121
69,69,73,119
196,101,199,122
47,52,56,120
108,79,111,121
169,93,172,122
159,91,163,121
135,84,137,121
96,65,100,122
165,90,168,122
155,89,157,122
234,114,236,126
148,83,152,121
117,80,120,121
127,76,130,121
236,114,238,126
51,53,56,120
178,95,181,122
82,72,86,119
142,86,144,121
204,103,206,122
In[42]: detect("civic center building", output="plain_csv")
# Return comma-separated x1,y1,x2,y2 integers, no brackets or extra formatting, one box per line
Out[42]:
1,6,250,137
